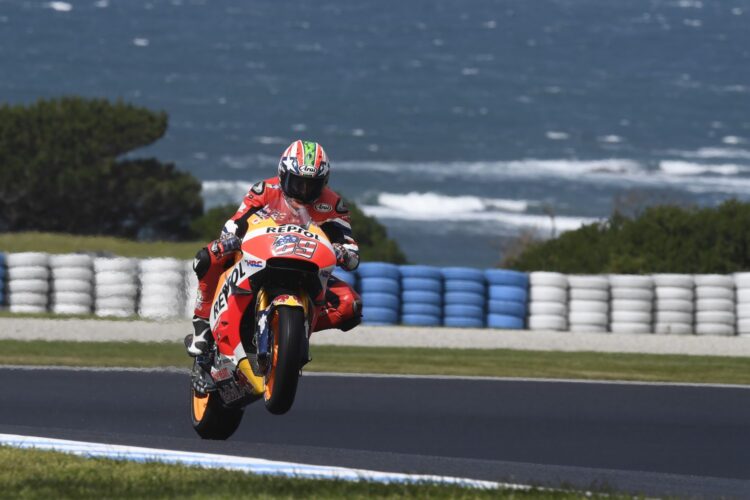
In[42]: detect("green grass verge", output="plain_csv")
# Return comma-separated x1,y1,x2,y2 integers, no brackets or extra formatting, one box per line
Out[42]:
0,231,201,259
3,340,750,385
0,446,603,499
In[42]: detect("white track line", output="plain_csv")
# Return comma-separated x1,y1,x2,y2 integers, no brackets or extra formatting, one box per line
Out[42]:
0,433,510,490
1,365,748,389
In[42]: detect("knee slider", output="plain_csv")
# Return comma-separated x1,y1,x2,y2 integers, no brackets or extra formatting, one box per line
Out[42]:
193,248,212,280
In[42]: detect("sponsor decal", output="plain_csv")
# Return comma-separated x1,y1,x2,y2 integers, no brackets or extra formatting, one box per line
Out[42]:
314,202,332,212
211,366,233,382
265,225,320,240
298,164,317,175
245,259,263,268
211,260,248,319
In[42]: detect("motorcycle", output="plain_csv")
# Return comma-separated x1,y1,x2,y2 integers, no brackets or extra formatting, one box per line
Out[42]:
189,195,337,439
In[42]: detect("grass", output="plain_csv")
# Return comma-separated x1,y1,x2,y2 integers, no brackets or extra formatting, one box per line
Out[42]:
0,231,201,259
3,340,750,385
0,446,616,499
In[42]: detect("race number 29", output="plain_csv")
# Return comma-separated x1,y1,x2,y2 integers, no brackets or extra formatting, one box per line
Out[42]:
294,240,317,259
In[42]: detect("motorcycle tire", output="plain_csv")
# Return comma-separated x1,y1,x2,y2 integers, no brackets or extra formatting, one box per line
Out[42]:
190,386,244,440
264,306,305,415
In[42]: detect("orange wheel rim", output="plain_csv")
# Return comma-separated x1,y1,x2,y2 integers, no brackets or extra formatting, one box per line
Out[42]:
264,314,280,401
192,391,209,421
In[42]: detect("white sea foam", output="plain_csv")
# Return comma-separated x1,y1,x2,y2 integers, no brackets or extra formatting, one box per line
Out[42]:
202,181,248,203
378,192,531,215
363,194,596,232
47,2,72,11
545,131,569,140
666,147,750,160
659,161,743,176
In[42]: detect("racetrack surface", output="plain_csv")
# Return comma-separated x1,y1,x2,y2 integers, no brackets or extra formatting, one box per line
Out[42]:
0,367,748,497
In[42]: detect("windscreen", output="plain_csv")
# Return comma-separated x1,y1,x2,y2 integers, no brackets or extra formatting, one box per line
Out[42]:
256,195,314,230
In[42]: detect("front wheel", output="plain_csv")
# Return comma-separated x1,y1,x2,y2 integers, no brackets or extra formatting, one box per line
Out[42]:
190,387,244,440
264,305,306,415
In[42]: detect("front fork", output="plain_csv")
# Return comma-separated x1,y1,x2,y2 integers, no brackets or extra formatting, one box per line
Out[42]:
251,288,312,376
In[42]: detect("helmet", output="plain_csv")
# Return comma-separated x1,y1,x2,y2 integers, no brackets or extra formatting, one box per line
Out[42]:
278,140,330,203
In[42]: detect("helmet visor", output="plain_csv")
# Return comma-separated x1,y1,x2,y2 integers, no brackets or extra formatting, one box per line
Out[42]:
282,173,326,203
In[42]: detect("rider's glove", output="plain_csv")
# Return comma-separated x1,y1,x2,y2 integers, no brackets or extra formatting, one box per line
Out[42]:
333,243,359,271
210,233,241,258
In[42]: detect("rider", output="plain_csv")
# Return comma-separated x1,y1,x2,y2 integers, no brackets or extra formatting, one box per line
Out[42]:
186,140,362,356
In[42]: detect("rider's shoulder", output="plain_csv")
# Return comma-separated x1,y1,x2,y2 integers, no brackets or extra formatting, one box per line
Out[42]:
247,177,281,197
312,188,348,215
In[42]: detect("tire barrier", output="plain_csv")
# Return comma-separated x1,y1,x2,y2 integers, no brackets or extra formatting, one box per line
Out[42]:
399,265,441,327
567,275,609,333
139,258,186,320
358,263,400,325
442,267,486,328
609,275,653,334
50,254,93,315
528,272,567,331
184,259,198,319
6,253,49,314
94,257,138,318
4,250,750,338
734,273,750,337
694,274,735,336
333,269,357,288
485,269,528,329
0,253,5,306
653,274,694,335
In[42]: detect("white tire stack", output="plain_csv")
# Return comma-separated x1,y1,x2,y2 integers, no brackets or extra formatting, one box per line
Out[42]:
609,275,653,334
734,273,750,337
694,275,735,336
184,259,198,318
653,274,694,335
94,257,139,318
6,253,50,313
567,275,609,333
528,272,568,331
50,254,94,315
139,258,186,319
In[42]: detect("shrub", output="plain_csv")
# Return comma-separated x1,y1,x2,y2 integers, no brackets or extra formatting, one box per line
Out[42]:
0,97,202,239
504,200,750,273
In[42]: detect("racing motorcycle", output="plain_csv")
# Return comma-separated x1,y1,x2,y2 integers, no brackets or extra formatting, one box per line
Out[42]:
189,195,336,439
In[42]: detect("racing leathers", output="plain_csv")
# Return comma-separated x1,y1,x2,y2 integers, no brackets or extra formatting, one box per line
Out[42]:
188,177,361,355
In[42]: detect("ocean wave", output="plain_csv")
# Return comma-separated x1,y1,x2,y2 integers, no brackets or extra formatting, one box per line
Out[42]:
362,204,597,232
365,192,595,232
336,158,645,177
378,192,532,215
659,161,744,176
665,147,750,160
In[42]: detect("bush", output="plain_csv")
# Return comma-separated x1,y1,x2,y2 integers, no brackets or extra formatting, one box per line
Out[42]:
191,199,407,264
0,97,202,239
504,200,750,274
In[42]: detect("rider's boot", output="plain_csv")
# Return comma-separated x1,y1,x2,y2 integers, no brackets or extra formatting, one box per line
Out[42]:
185,316,212,357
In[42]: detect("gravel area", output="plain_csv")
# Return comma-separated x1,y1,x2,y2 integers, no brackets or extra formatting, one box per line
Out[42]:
1,317,749,357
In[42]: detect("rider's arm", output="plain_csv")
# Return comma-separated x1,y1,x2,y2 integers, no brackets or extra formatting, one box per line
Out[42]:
320,198,360,271
222,181,268,239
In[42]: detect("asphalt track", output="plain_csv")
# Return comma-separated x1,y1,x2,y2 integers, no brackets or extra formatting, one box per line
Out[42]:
0,367,748,498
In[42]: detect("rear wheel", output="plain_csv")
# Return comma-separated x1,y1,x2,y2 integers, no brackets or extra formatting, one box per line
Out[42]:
190,387,244,440
264,306,306,415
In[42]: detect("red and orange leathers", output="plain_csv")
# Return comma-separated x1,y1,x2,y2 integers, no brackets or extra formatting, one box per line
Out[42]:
194,176,361,333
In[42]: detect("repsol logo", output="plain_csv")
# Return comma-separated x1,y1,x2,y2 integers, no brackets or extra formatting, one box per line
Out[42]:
266,225,320,240
212,260,248,318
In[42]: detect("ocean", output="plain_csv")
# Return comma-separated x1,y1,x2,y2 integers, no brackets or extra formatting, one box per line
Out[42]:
2,0,750,266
